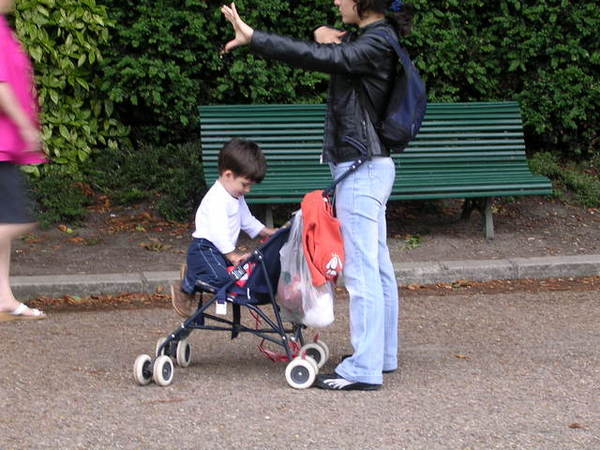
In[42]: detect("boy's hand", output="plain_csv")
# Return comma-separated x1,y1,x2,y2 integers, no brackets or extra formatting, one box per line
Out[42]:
260,227,278,238
227,251,251,267
314,26,346,44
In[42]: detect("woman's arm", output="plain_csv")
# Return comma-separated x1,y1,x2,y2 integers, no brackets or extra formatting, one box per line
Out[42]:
221,2,388,75
0,82,40,151
250,31,387,75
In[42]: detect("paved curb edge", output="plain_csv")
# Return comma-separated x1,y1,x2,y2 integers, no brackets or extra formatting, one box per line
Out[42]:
11,255,600,299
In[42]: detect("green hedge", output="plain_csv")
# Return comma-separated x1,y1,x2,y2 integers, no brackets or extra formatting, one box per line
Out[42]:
84,141,205,221
14,0,128,174
98,0,599,158
408,0,599,158
97,0,335,145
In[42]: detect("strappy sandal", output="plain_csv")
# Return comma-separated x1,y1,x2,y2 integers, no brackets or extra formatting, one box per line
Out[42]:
0,303,47,321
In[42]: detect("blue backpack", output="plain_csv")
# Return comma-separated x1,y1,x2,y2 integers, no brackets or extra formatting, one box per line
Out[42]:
357,30,427,153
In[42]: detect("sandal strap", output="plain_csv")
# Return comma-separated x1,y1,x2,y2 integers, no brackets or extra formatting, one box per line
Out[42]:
11,303,44,317
11,303,28,315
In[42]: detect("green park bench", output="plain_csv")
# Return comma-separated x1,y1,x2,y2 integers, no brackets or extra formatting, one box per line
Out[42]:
199,101,552,239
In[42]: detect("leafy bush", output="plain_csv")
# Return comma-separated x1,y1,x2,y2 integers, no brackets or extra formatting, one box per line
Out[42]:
85,141,206,221
98,0,598,158
407,0,599,158
13,0,128,173
96,0,335,145
28,166,91,227
530,152,600,207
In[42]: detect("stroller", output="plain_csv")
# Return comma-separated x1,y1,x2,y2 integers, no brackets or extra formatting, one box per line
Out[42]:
132,222,330,390
133,138,368,389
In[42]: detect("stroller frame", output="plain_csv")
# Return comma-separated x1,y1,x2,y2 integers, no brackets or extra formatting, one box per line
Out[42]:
159,246,305,360
134,226,330,389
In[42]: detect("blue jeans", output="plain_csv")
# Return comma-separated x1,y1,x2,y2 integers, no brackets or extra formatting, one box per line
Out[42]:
182,238,231,294
331,157,399,385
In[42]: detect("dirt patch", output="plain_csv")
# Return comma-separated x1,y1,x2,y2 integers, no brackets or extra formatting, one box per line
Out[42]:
10,195,600,277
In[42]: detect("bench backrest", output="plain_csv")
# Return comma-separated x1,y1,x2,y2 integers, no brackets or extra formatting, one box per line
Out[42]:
199,102,552,202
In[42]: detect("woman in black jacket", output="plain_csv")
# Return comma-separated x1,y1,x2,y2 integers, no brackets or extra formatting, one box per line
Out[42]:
222,0,413,391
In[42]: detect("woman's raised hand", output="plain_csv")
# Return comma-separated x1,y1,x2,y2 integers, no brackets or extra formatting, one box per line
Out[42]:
221,3,254,53
313,26,346,44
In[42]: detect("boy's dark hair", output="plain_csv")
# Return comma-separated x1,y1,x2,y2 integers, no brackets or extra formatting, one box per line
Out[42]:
355,0,413,37
218,138,267,183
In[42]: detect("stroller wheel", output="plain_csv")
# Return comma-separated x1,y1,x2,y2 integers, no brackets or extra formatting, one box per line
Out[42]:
301,343,327,369
305,355,319,373
176,339,192,368
314,340,330,363
153,355,174,387
133,354,153,386
285,357,317,389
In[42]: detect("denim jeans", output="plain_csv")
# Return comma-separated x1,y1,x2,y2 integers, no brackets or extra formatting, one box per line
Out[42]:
182,238,231,294
330,156,399,385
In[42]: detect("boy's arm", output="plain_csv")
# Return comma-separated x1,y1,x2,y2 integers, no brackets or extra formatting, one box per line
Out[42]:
239,197,268,238
259,226,278,237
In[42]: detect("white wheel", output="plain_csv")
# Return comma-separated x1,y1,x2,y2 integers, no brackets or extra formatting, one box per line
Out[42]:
315,339,330,363
305,355,319,374
133,354,153,386
176,339,192,368
301,343,327,369
156,337,168,357
153,355,174,386
285,357,317,389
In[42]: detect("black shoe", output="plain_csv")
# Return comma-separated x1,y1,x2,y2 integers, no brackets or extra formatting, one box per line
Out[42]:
315,373,381,391
340,354,397,374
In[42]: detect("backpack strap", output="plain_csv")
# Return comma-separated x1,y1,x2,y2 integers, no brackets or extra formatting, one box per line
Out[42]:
351,29,412,136
371,29,413,77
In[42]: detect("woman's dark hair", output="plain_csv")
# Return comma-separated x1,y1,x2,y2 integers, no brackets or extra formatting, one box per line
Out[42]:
218,138,267,183
355,0,414,37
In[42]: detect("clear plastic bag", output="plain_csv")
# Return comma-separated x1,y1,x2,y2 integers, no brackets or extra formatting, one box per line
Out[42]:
277,211,335,328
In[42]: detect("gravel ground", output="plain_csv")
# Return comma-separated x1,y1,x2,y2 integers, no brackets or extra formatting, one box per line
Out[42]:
2,288,600,449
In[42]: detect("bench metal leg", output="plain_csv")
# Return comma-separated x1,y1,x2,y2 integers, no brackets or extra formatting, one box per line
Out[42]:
461,197,495,240
264,205,274,228
483,197,494,240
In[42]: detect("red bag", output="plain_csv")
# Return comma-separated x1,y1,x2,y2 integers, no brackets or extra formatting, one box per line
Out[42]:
300,190,345,287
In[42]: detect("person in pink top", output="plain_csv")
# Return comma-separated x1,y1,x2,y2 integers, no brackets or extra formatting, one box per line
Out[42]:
0,0,47,321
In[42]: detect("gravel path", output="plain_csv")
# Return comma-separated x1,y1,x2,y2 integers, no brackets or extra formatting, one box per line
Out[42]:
2,289,600,448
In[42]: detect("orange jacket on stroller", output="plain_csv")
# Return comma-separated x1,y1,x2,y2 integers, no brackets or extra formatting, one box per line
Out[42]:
301,190,345,287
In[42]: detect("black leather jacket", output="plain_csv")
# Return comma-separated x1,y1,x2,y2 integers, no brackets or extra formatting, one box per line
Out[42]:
250,20,397,163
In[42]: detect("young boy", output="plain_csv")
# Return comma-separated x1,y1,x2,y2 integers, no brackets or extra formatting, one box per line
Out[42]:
171,138,277,317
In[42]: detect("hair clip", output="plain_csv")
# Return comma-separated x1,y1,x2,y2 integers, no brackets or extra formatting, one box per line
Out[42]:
389,0,403,12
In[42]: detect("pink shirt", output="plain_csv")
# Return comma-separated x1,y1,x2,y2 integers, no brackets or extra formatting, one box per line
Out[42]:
0,15,45,164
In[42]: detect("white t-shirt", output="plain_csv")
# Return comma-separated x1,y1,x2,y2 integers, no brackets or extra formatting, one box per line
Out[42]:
192,180,265,254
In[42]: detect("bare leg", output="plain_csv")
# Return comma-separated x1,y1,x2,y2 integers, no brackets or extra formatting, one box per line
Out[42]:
0,223,36,313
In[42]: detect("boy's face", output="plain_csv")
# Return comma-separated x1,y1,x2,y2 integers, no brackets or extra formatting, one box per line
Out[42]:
220,170,255,198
